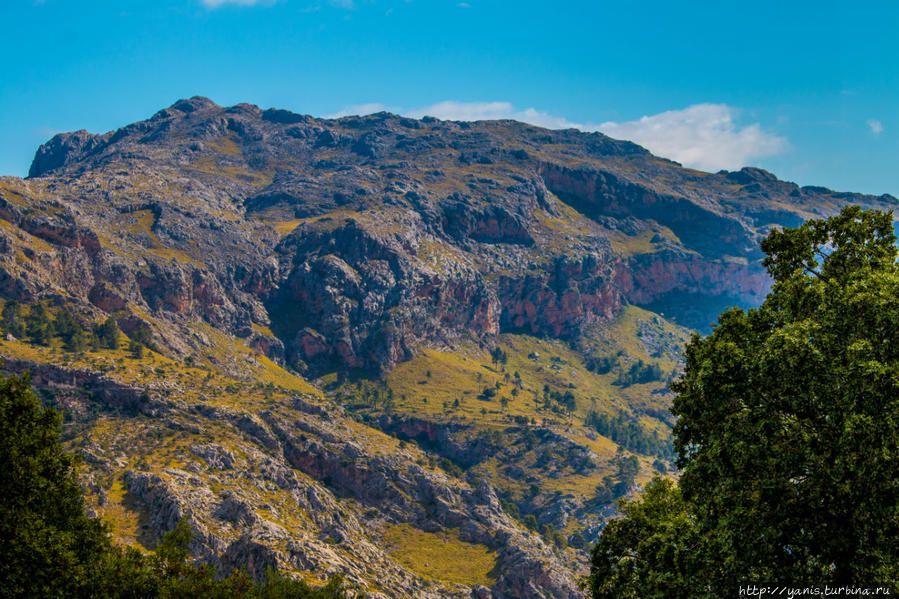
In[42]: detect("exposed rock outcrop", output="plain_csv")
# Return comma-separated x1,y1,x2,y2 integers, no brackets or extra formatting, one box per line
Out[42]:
1,98,896,597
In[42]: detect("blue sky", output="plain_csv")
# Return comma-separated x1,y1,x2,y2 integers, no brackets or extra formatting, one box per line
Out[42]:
1,0,896,196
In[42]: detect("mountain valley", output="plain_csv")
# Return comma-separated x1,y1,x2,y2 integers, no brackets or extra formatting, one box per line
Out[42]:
1,96,895,598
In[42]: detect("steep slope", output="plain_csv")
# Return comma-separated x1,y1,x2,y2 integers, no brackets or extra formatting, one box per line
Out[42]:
1,97,895,598
18,96,895,371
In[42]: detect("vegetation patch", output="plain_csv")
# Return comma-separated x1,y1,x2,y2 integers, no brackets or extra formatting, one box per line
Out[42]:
382,522,498,587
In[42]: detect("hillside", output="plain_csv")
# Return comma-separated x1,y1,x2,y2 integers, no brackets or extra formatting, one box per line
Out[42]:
1,97,895,598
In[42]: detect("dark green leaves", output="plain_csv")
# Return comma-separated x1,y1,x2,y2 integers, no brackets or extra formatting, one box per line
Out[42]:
590,207,899,595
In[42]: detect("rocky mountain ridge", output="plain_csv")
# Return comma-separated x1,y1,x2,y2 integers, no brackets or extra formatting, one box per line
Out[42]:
1,97,895,598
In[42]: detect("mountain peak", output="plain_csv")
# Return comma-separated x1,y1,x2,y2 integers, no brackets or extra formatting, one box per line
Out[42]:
27,129,101,178
170,95,219,114
3,97,898,598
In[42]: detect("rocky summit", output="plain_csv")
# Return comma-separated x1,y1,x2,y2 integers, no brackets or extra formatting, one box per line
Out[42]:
1,97,895,598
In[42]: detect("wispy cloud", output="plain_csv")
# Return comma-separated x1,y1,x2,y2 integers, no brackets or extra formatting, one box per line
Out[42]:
327,101,581,130
327,100,787,171
326,103,393,118
409,101,582,130
867,118,884,136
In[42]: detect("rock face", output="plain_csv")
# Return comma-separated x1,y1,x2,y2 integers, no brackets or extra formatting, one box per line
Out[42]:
1,98,896,597
3,354,583,599
9,97,895,373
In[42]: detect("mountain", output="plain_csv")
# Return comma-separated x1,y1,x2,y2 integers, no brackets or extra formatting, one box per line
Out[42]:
1,97,894,598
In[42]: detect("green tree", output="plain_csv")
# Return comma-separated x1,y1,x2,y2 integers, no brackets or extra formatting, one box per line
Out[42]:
589,478,702,599
128,323,154,351
568,531,587,551
614,455,639,496
2,300,25,338
129,339,145,359
64,326,89,353
590,207,899,595
490,346,508,366
592,475,616,505
95,517,357,598
25,303,52,345
53,308,82,341
94,317,121,350
0,372,109,598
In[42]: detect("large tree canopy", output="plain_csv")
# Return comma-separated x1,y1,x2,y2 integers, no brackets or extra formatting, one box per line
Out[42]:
590,206,899,596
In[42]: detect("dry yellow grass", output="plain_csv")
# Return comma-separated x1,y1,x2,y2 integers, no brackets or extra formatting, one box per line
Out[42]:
382,523,498,587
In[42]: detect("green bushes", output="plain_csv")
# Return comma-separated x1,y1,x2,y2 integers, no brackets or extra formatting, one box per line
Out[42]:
0,371,109,598
95,519,356,599
584,354,618,375
437,457,464,477
2,299,25,338
0,370,360,599
93,317,121,350
614,359,663,386
1,302,128,355
25,303,53,345
585,410,672,459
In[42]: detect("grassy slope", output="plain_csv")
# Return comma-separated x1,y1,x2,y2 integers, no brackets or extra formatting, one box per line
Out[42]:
332,305,690,538
383,305,684,430
0,300,687,576
0,306,502,592
382,523,499,588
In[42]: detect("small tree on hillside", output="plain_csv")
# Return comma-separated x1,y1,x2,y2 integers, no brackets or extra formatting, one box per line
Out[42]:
2,300,25,338
25,303,52,346
93,317,121,350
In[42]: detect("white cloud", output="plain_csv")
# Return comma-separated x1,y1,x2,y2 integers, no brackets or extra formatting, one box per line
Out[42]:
324,100,787,171
325,103,393,118
407,101,583,130
328,100,582,129
597,104,787,171
868,118,884,136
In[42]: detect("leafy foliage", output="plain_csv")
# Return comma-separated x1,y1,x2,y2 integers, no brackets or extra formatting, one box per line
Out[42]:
0,371,110,598
0,371,359,598
589,478,701,599
129,339,145,359
614,359,663,387
585,410,672,459
584,354,619,375
2,299,25,338
590,207,899,595
540,385,577,413
490,346,508,366
25,303,53,345
95,518,356,598
2,302,108,353
591,451,642,506
93,317,121,350
128,323,155,351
